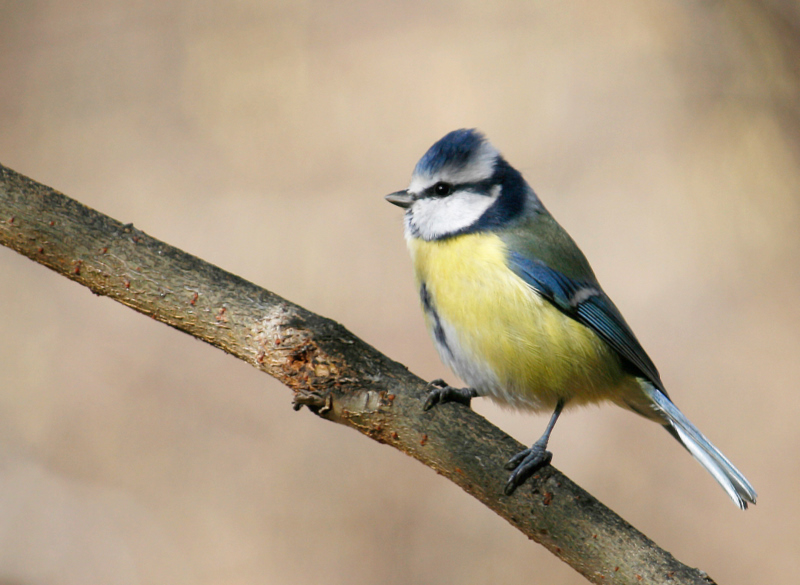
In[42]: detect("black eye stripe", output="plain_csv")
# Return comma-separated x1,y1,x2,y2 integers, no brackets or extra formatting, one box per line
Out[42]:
424,179,494,198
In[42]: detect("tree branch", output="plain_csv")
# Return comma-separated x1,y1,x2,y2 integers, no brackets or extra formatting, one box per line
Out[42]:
0,163,716,585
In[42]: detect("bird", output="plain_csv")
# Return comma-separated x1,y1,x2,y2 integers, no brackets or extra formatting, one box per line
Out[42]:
385,128,757,509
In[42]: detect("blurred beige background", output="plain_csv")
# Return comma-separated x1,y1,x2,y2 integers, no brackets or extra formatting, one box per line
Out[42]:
1,1,798,583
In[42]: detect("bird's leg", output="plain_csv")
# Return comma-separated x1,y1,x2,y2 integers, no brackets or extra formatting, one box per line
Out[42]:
423,379,479,411
504,399,566,495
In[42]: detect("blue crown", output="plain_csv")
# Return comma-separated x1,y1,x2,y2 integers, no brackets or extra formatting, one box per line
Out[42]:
414,128,487,177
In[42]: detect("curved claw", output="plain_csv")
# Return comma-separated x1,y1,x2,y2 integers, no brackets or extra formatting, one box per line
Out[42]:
423,380,477,411
503,443,553,496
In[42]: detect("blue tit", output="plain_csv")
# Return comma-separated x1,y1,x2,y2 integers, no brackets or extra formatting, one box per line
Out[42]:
385,129,757,509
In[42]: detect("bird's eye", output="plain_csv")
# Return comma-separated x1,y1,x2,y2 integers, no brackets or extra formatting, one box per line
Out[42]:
433,182,453,196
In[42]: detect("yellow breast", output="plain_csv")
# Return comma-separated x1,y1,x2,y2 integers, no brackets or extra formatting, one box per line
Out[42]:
408,233,634,411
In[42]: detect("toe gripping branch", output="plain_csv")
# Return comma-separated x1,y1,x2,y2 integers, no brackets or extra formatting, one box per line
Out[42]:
503,398,565,495
423,381,566,496
423,379,479,411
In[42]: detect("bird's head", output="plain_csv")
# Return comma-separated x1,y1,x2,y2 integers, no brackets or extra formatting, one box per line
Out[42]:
386,129,536,240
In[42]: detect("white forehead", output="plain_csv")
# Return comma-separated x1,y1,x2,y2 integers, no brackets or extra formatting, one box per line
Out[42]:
408,139,500,194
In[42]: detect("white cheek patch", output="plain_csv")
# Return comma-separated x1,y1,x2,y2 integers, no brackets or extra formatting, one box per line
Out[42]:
406,187,501,240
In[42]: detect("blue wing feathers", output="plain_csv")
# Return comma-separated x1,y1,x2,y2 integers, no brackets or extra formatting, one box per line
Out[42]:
507,251,664,390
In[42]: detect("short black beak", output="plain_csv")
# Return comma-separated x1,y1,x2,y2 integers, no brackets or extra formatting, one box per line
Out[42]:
384,190,415,209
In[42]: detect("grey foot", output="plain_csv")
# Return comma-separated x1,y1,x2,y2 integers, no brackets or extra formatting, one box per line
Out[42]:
423,379,478,411
503,437,553,495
